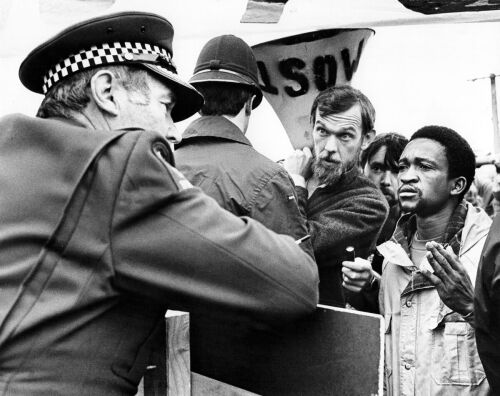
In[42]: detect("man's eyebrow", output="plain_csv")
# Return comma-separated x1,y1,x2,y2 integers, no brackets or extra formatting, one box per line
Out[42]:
414,156,438,166
346,128,357,134
399,156,438,166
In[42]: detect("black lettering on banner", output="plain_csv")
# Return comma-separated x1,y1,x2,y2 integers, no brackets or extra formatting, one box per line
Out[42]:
313,55,337,91
278,58,308,97
257,61,279,95
341,39,365,81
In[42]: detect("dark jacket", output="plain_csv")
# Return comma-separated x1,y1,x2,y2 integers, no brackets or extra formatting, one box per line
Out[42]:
475,214,500,393
175,116,312,255
0,114,318,396
296,166,388,307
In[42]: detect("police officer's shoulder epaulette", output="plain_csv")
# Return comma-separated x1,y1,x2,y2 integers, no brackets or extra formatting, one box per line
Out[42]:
151,141,193,191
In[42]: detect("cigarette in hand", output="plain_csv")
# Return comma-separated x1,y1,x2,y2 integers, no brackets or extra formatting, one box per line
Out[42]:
346,246,355,261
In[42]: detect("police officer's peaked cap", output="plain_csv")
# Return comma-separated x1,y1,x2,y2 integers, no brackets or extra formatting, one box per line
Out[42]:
189,35,263,109
19,11,203,122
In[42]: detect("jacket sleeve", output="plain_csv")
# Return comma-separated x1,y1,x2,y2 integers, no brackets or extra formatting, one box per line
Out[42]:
251,169,314,258
475,215,500,389
110,133,318,324
295,185,388,265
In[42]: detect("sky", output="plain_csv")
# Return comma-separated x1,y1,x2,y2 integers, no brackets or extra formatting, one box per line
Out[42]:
2,1,500,161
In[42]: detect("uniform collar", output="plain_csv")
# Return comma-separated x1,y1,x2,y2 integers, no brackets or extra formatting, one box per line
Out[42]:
178,116,252,147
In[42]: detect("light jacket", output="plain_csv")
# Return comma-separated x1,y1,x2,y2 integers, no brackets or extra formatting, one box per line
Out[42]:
0,114,318,396
379,203,491,396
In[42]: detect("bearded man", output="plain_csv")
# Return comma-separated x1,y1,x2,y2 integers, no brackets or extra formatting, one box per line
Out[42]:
284,85,388,307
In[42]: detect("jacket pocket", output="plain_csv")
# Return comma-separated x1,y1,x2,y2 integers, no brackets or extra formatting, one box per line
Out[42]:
430,319,486,386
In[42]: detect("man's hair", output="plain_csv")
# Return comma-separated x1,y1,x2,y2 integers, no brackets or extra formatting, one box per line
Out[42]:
310,85,376,135
410,125,476,199
360,132,408,171
196,82,254,116
37,65,150,119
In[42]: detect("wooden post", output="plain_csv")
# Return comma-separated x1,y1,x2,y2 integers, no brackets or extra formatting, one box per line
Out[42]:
490,74,500,154
165,311,191,396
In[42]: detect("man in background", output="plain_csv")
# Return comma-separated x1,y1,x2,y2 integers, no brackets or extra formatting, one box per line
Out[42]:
175,34,311,253
175,34,313,390
284,85,388,307
361,132,408,245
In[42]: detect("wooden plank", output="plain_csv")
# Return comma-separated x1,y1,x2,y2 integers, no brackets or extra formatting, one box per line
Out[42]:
191,305,384,395
192,372,260,396
165,310,191,396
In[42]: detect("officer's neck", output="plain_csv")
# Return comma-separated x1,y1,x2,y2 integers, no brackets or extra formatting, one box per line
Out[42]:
222,101,251,134
69,104,119,131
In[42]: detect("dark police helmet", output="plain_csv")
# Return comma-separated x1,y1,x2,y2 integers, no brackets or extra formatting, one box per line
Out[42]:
189,35,263,109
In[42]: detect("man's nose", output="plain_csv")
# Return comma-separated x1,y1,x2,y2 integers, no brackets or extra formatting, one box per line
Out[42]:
165,122,181,145
399,166,418,183
324,135,338,152
381,170,392,186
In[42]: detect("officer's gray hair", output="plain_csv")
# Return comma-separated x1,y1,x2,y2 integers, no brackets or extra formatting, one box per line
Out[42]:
37,65,150,119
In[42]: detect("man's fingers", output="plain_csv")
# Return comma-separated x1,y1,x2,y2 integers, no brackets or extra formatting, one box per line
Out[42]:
342,281,362,293
302,146,312,159
342,259,371,271
426,252,451,284
421,268,443,287
426,242,453,274
342,273,365,291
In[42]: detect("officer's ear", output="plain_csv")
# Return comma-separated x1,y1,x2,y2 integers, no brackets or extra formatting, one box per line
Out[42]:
450,176,467,197
361,129,375,150
89,70,120,116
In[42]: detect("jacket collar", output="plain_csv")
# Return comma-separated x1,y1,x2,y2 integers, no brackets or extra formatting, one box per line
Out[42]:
392,199,468,256
391,200,469,296
178,116,251,147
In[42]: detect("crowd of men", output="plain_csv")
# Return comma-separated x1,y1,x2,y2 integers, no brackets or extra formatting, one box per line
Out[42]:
0,9,498,396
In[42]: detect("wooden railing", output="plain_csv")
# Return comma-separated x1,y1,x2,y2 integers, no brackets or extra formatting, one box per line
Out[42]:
137,306,384,396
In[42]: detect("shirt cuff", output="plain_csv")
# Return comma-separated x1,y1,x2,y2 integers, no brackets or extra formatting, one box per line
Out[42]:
290,174,306,188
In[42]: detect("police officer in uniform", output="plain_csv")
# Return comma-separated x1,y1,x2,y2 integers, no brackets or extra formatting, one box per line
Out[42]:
0,12,318,395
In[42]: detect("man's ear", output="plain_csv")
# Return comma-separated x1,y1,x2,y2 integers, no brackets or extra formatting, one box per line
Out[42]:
89,70,120,116
361,130,375,150
450,176,467,197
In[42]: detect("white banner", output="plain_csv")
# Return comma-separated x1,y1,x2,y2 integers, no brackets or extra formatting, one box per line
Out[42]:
253,29,374,148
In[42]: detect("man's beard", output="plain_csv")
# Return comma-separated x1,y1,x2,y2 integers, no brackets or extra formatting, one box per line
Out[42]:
312,149,359,187
381,187,398,207
312,157,344,186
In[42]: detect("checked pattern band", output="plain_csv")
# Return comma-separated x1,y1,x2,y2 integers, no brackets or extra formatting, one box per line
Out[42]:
42,41,175,94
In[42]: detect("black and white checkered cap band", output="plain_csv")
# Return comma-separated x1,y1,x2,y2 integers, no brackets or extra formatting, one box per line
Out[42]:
42,42,175,94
